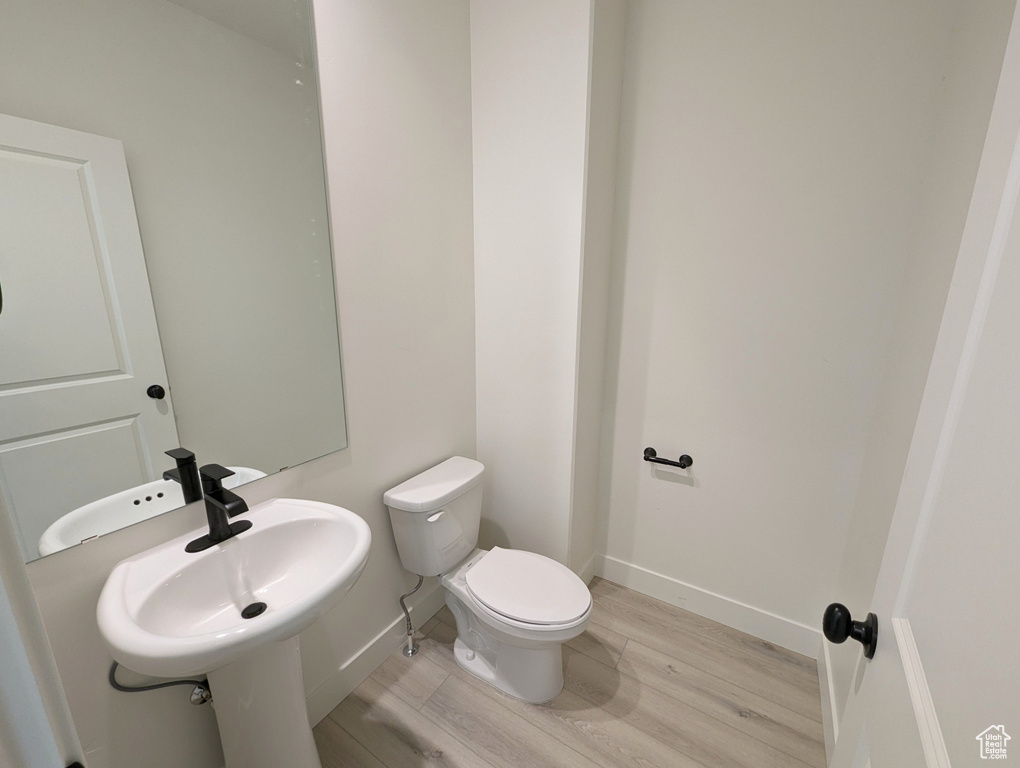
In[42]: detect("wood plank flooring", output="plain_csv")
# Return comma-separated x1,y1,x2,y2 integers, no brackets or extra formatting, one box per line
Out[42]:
314,578,826,767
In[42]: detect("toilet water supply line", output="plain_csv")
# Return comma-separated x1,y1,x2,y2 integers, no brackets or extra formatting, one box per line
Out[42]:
399,575,424,657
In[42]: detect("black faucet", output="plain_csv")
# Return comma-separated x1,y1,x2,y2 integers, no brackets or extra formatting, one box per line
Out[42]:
185,464,252,553
163,447,203,504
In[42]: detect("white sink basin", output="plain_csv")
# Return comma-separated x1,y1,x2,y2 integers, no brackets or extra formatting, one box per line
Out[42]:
97,497,370,678
38,466,266,556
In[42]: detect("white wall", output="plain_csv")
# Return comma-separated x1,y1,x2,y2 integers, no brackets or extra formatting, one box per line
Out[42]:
471,0,601,566
0,495,82,768
596,0,970,651
569,0,627,576
0,0,344,479
826,0,1015,725
22,1,476,766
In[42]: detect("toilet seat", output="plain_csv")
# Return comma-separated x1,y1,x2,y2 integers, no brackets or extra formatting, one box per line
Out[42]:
465,547,591,626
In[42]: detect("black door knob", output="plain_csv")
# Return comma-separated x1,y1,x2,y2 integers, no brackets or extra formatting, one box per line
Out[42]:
823,603,877,659
146,384,166,400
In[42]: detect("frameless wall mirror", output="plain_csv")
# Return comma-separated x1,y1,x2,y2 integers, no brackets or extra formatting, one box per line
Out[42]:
0,0,346,563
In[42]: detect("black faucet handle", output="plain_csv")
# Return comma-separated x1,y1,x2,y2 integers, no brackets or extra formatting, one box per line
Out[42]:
199,463,235,493
166,447,196,464
200,463,235,480
164,448,203,504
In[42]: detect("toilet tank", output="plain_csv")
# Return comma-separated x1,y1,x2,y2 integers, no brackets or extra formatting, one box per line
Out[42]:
383,457,484,576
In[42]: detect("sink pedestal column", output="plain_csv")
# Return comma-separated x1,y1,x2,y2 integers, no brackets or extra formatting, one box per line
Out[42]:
206,636,321,768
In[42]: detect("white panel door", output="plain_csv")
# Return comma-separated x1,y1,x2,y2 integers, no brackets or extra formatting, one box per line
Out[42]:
831,5,1020,765
0,114,179,559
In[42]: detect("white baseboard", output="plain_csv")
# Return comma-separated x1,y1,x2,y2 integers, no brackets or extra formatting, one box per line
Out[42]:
594,554,821,656
305,582,447,725
577,551,597,585
893,618,950,768
817,635,839,763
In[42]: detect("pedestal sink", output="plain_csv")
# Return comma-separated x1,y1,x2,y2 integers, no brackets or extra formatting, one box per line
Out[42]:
97,498,371,768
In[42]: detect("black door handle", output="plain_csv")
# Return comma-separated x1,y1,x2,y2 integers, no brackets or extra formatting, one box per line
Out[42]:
147,384,166,400
823,603,877,659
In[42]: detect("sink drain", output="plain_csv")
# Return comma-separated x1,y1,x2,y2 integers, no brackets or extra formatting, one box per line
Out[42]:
241,602,267,619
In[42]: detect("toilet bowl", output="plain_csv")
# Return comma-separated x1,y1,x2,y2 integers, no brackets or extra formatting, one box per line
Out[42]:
384,457,592,703
442,547,591,702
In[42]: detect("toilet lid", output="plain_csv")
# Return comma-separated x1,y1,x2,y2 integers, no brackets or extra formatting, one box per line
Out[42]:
465,547,591,625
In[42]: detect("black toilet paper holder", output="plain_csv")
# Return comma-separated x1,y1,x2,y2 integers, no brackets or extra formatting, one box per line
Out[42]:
643,447,693,469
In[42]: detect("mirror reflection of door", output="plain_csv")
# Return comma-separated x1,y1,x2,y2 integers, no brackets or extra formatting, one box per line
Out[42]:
0,113,180,560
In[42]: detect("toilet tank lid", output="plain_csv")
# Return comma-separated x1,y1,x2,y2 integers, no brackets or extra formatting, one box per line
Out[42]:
383,456,484,512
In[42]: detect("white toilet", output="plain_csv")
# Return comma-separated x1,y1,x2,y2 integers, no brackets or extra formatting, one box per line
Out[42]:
384,456,592,703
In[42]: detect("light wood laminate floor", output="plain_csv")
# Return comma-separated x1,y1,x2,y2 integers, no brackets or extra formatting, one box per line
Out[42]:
314,577,826,768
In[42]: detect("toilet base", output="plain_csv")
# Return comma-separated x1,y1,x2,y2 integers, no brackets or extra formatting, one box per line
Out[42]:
451,635,564,704
445,587,569,704
437,548,591,704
